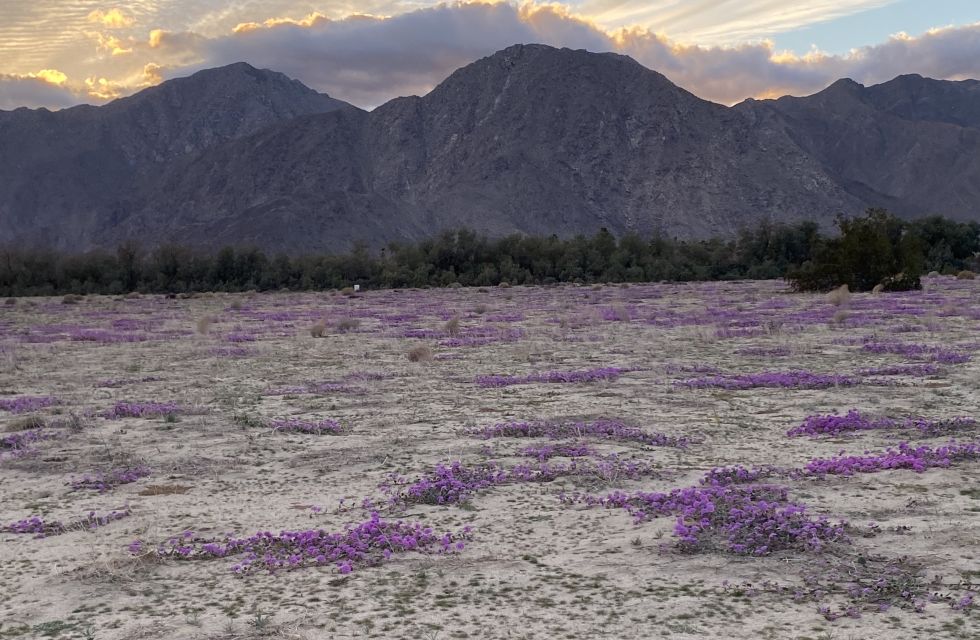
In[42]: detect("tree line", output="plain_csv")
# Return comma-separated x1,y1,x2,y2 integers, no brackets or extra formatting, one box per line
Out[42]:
1,211,977,297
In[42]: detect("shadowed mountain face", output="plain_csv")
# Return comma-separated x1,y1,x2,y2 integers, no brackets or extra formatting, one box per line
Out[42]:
2,46,979,253
0,62,350,249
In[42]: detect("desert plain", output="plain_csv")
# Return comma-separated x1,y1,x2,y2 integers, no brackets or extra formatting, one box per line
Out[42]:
1,278,979,639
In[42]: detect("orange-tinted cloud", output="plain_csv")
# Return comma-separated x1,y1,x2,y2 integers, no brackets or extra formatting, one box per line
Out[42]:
3,1,980,112
87,8,135,29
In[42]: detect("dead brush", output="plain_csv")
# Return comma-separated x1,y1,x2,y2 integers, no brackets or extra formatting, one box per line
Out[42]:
608,304,631,322
826,284,851,306
66,549,164,585
336,318,360,333
196,315,216,335
138,484,191,496
309,321,327,338
407,345,434,362
444,315,461,337
2,415,44,432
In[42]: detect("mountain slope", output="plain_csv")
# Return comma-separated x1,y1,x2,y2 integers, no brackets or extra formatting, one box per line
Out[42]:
116,45,860,252
738,75,980,220
2,45,979,253
0,62,352,249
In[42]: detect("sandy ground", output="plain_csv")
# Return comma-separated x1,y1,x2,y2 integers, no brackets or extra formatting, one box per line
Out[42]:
1,278,978,640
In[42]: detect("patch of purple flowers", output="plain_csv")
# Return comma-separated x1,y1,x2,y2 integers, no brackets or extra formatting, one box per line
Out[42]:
0,395,58,414
519,442,596,461
805,441,980,476
141,511,470,575
675,371,858,390
788,410,977,438
475,367,628,388
570,484,847,555
3,509,131,538
469,418,688,448
70,465,151,492
101,401,182,418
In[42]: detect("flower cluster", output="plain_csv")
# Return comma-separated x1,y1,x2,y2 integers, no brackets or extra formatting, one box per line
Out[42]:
861,341,971,363
70,465,151,492
385,456,661,507
3,509,131,538
675,371,858,390
805,441,980,476
857,364,939,377
701,465,787,486
142,512,470,575
519,442,596,461
788,410,977,438
0,395,59,414
475,367,627,388
570,484,847,555
469,418,688,448
1,428,51,451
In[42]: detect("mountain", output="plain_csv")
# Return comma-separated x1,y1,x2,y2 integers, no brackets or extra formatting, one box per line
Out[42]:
0,62,351,250
735,74,980,219
1,45,979,253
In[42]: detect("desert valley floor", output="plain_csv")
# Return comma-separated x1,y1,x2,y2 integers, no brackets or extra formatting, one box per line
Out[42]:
1,278,979,639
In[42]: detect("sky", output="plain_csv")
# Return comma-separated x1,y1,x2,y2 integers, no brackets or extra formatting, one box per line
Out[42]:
1,0,979,110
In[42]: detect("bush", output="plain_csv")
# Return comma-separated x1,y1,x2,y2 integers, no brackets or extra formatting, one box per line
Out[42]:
790,209,924,292
878,272,921,292
956,270,976,280
310,321,327,338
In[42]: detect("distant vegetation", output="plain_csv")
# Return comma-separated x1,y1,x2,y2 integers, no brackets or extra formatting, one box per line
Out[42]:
1,210,976,297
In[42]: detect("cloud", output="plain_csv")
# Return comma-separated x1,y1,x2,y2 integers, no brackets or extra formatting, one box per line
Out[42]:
0,71,81,110
577,0,898,43
146,1,980,107
3,1,980,111
87,8,135,29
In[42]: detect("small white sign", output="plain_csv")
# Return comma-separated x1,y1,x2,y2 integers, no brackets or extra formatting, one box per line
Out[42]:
353,284,361,292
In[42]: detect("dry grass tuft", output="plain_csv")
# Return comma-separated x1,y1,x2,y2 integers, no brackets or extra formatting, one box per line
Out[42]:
956,270,976,280
608,304,630,322
872,283,885,294
498,281,511,288
229,299,244,310
196,315,216,335
4,297,16,306
473,303,489,314
62,293,84,305
444,315,461,337
826,284,851,306
124,291,141,299
310,321,327,338
340,286,356,297
2,415,45,432
832,309,850,325
138,484,192,496
407,345,433,362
